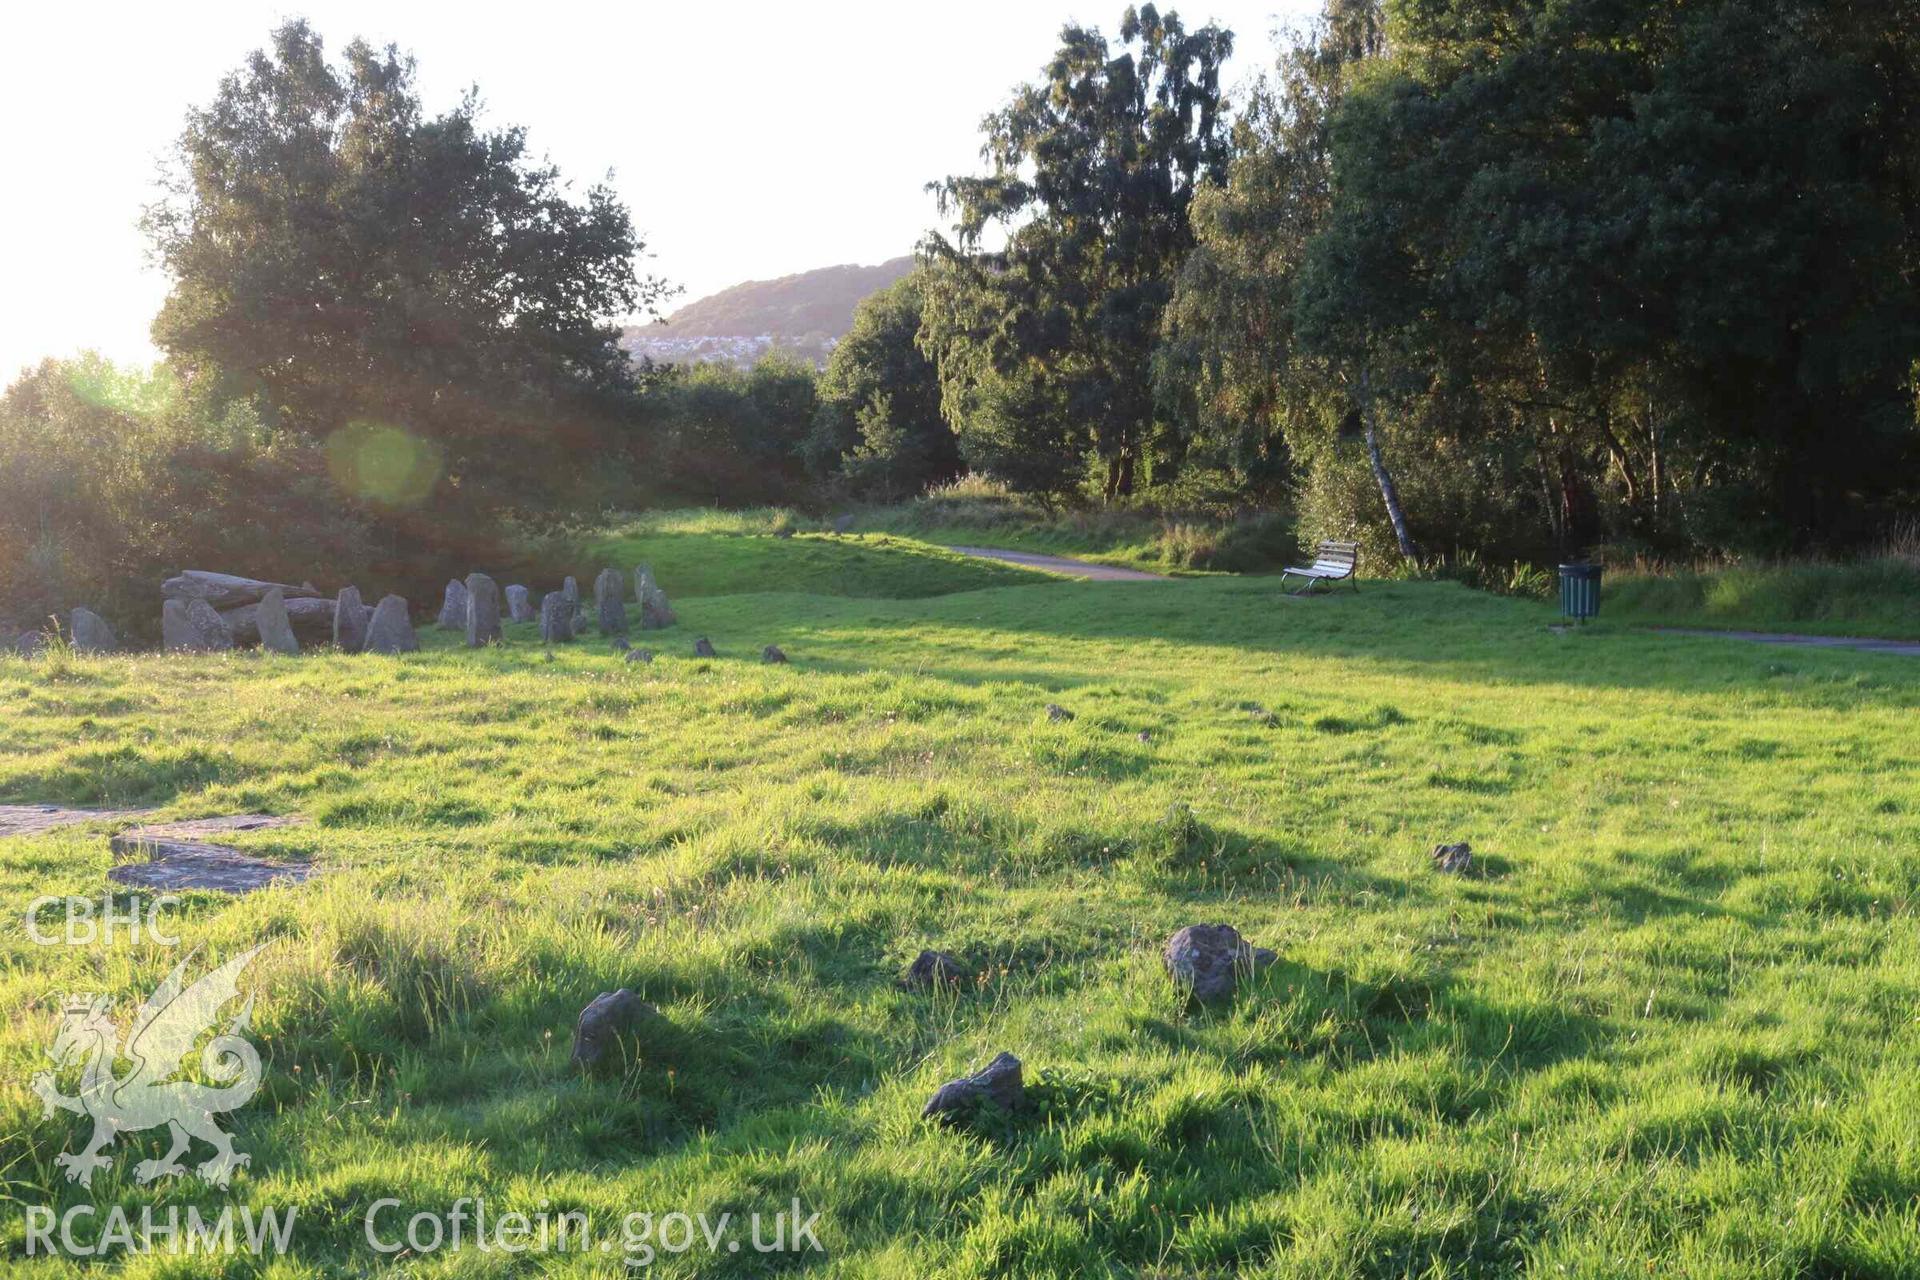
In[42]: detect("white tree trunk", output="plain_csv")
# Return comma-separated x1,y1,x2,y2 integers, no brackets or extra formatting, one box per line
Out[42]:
1359,368,1418,561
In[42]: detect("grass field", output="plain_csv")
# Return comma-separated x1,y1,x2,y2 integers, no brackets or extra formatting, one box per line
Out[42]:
2,530,1918,1277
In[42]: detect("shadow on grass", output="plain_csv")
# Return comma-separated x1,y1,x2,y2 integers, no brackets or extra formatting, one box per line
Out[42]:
746,579,1920,699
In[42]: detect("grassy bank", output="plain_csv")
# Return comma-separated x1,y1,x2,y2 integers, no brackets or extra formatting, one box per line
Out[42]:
3,544,1918,1276
584,507,1057,598
1604,551,1920,640
852,476,1299,574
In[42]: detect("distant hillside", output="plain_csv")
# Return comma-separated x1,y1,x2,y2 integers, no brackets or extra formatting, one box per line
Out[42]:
622,256,914,368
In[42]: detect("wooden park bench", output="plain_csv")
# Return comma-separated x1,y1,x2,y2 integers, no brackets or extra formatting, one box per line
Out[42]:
1280,540,1360,595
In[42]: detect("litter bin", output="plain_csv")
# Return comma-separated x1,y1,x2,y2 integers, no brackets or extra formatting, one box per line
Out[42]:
1558,562,1602,621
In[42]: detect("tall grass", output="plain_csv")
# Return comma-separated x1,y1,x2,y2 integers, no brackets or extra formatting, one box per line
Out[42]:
1603,528,1920,638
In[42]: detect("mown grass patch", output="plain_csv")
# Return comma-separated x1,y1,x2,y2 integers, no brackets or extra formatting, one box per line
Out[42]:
586,507,1054,598
1,565,1917,1276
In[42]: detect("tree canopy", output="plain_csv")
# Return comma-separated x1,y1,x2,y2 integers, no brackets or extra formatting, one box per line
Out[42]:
145,20,668,517
923,5,1233,500
806,271,961,501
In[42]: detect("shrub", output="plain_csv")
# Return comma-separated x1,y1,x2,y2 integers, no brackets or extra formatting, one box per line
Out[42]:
0,357,379,639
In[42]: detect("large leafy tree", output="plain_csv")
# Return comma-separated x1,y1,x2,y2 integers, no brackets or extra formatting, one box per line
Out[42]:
806,272,961,500
925,5,1233,501
1296,0,1920,556
145,21,668,517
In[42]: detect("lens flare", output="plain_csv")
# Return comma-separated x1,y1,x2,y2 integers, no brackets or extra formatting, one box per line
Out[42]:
325,421,442,508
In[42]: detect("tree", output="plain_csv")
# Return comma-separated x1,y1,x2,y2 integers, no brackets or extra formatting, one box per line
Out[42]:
806,272,961,500
1295,0,1920,558
925,4,1233,501
1158,1,1403,545
648,354,818,507
145,21,669,519
0,357,377,635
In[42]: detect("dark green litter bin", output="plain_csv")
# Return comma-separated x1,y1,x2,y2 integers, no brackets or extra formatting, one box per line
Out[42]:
1559,562,1602,620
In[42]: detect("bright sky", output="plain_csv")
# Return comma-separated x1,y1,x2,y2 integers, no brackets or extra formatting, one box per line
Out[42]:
0,0,1316,381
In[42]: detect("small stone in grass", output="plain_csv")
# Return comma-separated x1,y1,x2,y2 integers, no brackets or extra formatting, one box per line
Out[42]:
1431,842,1472,874
762,644,788,664
1046,703,1074,722
899,949,968,991
626,648,653,664
921,1051,1023,1123
570,989,660,1071
1163,923,1276,1004
693,637,717,658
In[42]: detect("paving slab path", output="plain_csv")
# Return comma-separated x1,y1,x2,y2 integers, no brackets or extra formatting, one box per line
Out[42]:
109,814,313,893
1653,628,1920,657
947,545,1168,581
0,804,159,837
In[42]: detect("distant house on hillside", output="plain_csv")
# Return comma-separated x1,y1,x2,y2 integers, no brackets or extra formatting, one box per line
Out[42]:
621,257,911,369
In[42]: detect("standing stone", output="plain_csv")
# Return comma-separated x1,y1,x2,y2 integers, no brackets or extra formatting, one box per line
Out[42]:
219,597,335,646
594,567,628,636
160,600,192,651
68,609,116,653
464,573,502,647
505,585,535,623
255,588,300,656
333,586,369,653
562,576,580,611
13,631,46,658
437,579,470,630
693,636,717,658
364,595,418,654
635,564,677,630
573,605,590,637
188,600,233,650
540,592,574,644
633,565,670,628
163,599,233,652
1163,924,1277,1004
